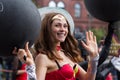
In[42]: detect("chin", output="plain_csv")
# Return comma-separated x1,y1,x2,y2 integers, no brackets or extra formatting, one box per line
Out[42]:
59,39,65,42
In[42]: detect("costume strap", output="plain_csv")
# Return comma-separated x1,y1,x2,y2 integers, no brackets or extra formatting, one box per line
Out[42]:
55,60,61,69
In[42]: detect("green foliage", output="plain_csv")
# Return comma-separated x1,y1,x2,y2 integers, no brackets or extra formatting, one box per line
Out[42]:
91,27,106,43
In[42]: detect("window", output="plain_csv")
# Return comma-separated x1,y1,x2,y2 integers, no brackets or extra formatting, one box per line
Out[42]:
57,1,65,9
48,1,56,7
74,3,81,17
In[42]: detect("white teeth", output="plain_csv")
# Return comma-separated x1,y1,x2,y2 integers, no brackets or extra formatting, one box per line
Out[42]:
58,33,65,36
58,33,64,35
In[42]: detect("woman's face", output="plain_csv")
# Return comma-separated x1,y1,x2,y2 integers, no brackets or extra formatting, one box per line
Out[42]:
51,14,68,43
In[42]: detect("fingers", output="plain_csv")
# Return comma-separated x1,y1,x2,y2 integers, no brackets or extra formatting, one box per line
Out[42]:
86,31,96,43
85,31,88,43
82,30,98,53
25,42,29,51
12,46,27,62
23,55,27,61
25,42,32,58
93,35,96,42
87,31,94,41
81,40,88,50
17,49,27,63
89,31,93,41
20,42,31,62
12,42,33,64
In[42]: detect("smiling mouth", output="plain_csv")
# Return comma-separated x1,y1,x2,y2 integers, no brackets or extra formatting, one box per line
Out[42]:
57,33,65,37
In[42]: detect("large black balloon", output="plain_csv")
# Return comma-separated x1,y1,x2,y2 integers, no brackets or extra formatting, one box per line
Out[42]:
0,0,41,56
84,0,120,22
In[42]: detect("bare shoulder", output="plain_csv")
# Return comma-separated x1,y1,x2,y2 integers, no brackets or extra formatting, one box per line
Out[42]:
35,53,48,60
35,53,49,66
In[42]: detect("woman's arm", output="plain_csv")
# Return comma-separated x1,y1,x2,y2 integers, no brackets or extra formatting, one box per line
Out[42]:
76,55,99,80
77,31,99,80
35,54,48,80
16,70,26,75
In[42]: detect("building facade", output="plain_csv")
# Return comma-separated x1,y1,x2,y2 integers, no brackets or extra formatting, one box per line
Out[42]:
35,0,108,33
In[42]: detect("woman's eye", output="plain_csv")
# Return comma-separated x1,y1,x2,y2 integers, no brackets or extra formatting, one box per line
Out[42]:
64,25,68,28
55,24,59,27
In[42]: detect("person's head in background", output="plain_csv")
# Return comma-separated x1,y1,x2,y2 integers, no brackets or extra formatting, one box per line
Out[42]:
34,12,83,62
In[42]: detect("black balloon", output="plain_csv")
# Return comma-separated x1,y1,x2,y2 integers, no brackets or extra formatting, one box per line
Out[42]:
84,0,120,22
0,0,41,56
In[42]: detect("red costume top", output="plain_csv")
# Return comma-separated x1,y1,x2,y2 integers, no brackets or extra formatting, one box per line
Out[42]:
45,60,80,80
45,47,80,80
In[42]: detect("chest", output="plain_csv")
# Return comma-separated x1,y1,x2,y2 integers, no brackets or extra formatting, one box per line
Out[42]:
47,57,74,73
46,63,75,80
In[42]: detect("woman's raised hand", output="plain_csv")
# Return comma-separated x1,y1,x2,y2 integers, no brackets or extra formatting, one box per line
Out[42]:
81,31,99,59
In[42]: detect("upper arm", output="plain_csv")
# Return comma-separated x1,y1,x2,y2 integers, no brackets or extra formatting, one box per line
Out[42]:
77,62,98,80
76,64,87,80
35,54,48,80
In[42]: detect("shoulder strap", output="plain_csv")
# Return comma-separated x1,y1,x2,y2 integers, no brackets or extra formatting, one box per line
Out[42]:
55,60,61,69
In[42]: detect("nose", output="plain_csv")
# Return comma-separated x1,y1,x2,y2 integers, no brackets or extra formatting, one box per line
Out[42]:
60,25,65,31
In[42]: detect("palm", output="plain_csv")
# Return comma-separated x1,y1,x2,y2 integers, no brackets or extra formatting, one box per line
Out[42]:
81,31,98,58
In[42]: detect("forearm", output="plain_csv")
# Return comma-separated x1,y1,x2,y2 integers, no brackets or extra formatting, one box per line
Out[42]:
86,55,99,80
16,70,26,75
0,69,12,73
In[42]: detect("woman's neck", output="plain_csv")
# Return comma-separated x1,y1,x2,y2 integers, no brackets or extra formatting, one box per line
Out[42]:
56,45,61,51
53,42,61,51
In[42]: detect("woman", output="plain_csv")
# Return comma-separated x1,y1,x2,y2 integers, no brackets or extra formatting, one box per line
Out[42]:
15,13,99,80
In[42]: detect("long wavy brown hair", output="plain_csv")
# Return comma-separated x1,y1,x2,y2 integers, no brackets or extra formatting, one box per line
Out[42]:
34,13,84,63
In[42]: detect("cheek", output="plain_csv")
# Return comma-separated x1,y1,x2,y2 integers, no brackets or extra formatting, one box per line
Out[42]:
51,28,58,34
67,29,69,33
66,28,69,34
51,28,58,37
51,25,60,33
